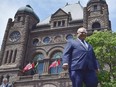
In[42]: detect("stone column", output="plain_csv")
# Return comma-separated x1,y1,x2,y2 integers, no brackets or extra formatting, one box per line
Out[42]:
43,59,49,75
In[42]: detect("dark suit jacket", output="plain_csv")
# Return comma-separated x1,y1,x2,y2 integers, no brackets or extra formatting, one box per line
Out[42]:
62,39,98,71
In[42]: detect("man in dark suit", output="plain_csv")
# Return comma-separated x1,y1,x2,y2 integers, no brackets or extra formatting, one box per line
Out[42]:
62,27,99,87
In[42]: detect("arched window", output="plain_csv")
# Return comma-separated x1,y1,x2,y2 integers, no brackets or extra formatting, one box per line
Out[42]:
33,53,44,75
92,22,101,29
33,39,39,46
52,52,62,59
9,50,13,63
50,51,63,74
34,53,44,61
12,49,17,63
93,5,97,11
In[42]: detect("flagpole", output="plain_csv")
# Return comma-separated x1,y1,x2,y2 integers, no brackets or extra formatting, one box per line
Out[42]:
35,61,39,74
56,66,58,74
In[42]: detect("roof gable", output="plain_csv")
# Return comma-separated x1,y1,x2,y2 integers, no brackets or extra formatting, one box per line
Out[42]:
51,8,68,17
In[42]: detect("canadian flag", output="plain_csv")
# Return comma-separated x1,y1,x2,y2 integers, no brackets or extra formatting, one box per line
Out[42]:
23,62,35,72
49,60,60,69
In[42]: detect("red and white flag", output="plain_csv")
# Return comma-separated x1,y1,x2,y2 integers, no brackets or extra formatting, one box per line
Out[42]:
23,62,35,72
49,60,60,69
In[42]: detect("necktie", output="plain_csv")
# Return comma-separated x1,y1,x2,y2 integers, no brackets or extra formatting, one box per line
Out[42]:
81,40,85,44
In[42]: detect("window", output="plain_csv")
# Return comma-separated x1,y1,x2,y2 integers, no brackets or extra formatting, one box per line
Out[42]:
53,21,57,27
53,20,65,27
34,53,44,61
62,20,65,26
43,37,50,44
94,5,97,11
33,53,44,75
88,11,90,16
37,62,44,75
50,51,63,74
92,22,101,29
50,62,62,74
52,52,62,59
58,21,61,27
33,39,39,46
17,16,21,21
9,31,21,42
9,50,13,63
12,49,17,63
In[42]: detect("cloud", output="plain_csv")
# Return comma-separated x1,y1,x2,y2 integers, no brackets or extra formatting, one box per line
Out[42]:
107,0,116,18
0,0,116,48
106,0,116,30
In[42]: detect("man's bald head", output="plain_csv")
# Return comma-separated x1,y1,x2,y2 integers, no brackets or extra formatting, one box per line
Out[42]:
77,27,87,40
77,27,87,34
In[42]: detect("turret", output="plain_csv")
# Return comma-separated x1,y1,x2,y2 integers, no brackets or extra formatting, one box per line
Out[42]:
83,0,111,34
0,5,39,82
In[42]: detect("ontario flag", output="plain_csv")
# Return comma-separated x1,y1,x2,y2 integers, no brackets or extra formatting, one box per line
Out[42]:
23,62,35,72
49,60,60,69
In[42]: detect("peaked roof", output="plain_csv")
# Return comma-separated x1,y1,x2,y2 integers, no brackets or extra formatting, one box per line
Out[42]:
62,3,83,20
37,3,83,26
51,8,69,17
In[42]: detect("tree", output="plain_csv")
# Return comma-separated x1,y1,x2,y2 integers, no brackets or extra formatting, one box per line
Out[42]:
86,30,116,87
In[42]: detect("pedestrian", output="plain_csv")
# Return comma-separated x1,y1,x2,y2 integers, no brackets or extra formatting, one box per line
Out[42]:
0,78,12,87
62,27,99,87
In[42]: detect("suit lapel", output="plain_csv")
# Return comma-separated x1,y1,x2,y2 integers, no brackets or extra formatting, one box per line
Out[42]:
76,39,88,50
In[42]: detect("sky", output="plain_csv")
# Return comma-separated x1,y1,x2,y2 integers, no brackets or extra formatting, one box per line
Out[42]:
0,0,116,48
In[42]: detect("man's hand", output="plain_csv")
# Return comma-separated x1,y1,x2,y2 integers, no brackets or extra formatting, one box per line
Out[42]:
62,65,68,71
95,69,100,74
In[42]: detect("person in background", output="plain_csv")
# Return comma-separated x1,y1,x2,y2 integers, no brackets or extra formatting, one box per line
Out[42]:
0,78,12,87
62,27,99,87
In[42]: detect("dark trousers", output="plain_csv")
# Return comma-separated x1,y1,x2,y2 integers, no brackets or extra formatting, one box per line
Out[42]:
69,70,98,87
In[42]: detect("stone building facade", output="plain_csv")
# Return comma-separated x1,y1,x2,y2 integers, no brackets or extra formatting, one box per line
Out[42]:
0,0,111,87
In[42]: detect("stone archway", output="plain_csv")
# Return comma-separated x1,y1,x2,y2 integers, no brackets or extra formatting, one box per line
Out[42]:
92,22,101,29
42,84,56,87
